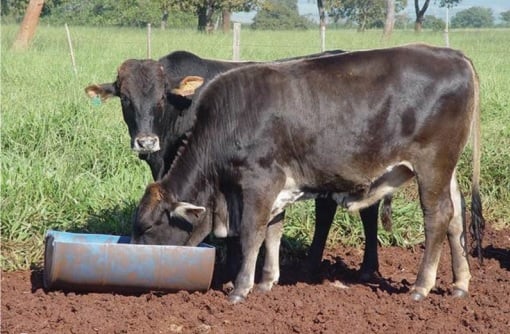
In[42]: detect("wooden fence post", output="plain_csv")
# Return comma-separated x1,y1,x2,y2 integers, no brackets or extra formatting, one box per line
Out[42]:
320,25,326,52
232,22,241,61
64,24,77,76
147,23,152,59
444,7,450,47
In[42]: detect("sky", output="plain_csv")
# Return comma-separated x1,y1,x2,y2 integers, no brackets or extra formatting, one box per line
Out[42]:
232,0,509,24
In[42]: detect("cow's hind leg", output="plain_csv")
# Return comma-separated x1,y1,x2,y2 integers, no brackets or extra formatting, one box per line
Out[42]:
447,173,471,298
257,213,284,292
412,170,456,301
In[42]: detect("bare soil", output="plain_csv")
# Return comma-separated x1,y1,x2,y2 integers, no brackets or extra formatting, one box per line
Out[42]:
2,224,509,334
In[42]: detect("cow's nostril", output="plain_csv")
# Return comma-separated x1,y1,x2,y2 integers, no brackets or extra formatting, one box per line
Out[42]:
134,136,160,153
137,137,155,148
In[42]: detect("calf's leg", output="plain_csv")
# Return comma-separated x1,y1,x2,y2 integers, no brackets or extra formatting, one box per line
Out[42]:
359,202,380,281
306,197,337,277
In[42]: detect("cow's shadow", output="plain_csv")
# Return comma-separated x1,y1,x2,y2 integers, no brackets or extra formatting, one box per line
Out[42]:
483,245,510,271
209,235,413,296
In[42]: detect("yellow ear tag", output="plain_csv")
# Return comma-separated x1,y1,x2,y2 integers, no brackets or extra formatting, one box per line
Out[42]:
171,76,204,96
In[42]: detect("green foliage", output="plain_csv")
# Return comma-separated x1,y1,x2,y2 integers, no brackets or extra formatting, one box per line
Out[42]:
327,0,407,31
501,10,510,25
0,0,257,29
40,0,163,27
436,0,461,8
423,14,445,31
252,0,313,30
0,0,30,20
451,7,494,28
1,26,509,271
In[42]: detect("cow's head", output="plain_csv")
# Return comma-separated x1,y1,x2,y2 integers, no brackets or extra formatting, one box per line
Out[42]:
85,60,204,154
131,183,207,245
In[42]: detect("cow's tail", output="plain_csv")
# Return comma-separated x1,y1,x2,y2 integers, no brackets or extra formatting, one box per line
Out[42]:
468,62,485,264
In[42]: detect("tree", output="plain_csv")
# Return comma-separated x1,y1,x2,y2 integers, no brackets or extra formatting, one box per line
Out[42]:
382,0,395,40
317,0,326,31
501,10,510,26
422,14,445,31
168,0,259,31
414,0,461,32
451,7,493,28
11,0,44,51
252,0,312,30
326,0,406,32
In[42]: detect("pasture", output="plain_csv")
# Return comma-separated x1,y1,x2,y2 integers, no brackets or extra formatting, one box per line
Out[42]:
1,26,510,333
1,26,509,270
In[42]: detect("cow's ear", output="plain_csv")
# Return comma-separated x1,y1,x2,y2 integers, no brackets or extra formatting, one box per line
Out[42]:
173,202,206,225
171,76,204,97
84,83,118,101
167,93,193,111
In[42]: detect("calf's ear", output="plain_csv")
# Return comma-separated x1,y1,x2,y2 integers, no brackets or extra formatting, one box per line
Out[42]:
84,83,118,101
171,76,204,97
173,202,206,225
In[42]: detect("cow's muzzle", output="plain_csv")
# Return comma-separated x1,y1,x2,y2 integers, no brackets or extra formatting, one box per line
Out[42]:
133,135,161,153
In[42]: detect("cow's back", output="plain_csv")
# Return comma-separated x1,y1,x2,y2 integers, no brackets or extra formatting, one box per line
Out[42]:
191,44,476,189
159,51,256,86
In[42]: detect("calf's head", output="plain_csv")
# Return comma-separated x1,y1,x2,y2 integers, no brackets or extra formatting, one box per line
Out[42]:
131,183,207,245
85,60,203,154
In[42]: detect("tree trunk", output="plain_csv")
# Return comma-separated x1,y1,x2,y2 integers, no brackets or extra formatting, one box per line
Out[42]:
197,6,207,31
12,0,45,51
382,0,395,41
161,10,168,30
317,0,326,51
222,10,231,33
414,0,431,33
317,0,326,30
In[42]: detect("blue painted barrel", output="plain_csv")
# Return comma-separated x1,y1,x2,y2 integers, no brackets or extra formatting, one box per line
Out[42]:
43,230,215,293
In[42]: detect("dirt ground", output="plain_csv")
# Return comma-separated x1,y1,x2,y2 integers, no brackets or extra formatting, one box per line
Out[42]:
2,223,509,334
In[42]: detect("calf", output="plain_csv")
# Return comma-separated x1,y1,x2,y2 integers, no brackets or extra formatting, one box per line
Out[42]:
86,50,390,282
132,44,484,303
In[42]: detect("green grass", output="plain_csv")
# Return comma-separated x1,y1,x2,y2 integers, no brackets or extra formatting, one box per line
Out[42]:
1,25,509,270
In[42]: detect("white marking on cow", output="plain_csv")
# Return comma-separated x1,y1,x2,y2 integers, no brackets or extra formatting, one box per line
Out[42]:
340,161,415,212
270,176,316,221
214,223,228,238
270,161,415,217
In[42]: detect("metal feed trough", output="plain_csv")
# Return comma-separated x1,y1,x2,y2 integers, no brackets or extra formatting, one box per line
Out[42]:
43,230,215,293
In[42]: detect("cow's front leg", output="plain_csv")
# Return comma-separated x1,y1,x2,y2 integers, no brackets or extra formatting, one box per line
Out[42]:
229,209,270,303
229,168,285,303
257,212,284,292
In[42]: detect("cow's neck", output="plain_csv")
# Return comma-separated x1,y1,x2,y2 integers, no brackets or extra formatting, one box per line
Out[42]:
158,105,198,179
160,141,216,208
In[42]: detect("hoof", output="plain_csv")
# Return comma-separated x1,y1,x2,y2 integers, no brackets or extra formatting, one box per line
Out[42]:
452,288,469,299
222,281,234,294
410,291,426,302
359,272,372,282
228,294,246,304
359,269,381,283
255,282,274,293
